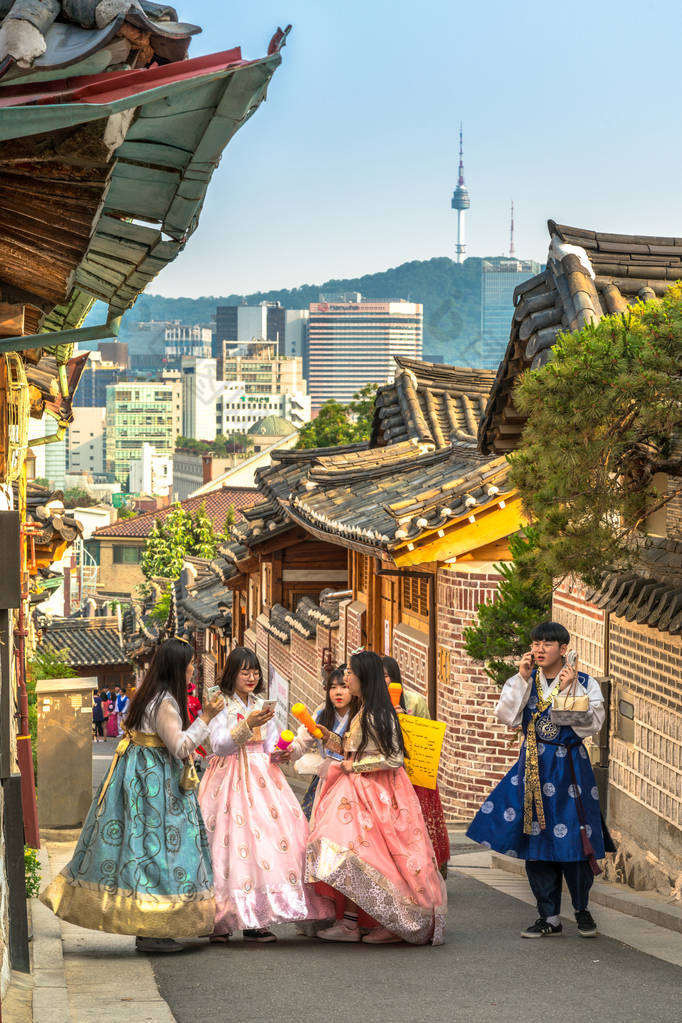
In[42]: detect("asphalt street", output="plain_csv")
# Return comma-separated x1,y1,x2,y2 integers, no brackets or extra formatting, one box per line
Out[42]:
89,738,681,1023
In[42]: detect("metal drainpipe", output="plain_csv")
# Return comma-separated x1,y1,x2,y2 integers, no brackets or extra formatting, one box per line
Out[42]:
375,562,437,719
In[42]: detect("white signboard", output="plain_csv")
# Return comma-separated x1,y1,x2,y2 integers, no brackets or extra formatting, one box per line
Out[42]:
268,664,290,735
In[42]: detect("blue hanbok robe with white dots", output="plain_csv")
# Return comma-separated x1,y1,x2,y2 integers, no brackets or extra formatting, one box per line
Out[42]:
467,674,606,862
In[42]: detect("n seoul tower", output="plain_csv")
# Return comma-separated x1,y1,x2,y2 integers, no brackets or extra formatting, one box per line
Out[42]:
451,125,470,263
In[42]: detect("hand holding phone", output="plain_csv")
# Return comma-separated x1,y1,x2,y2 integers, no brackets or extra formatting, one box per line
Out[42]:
207,685,221,701
261,699,277,713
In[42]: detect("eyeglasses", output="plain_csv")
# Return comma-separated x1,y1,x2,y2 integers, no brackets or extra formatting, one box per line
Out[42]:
531,641,559,649
238,669,259,678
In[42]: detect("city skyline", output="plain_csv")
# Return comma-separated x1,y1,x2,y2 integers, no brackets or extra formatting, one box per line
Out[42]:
148,0,682,300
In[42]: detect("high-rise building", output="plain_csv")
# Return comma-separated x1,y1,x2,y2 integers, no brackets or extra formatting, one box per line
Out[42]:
105,381,175,486
67,407,106,475
164,325,212,367
217,341,310,433
307,298,423,410
480,258,541,370
129,443,172,497
215,302,309,362
72,352,125,407
181,357,219,442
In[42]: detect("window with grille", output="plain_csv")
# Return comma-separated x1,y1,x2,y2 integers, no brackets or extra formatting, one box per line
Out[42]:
402,575,429,617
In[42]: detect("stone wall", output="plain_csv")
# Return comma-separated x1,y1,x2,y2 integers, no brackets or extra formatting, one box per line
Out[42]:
435,566,517,821
552,578,607,679
290,632,324,713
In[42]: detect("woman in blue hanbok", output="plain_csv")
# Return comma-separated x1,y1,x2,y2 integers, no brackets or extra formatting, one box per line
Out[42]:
467,622,613,940
41,638,224,953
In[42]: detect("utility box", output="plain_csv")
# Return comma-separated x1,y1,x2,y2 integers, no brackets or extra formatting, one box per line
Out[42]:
36,677,95,829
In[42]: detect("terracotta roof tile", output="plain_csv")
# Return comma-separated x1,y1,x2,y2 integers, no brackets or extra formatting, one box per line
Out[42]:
93,488,261,539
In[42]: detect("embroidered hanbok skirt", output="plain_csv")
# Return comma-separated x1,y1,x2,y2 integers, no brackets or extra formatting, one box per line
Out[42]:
199,745,332,933
413,784,451,873
467,737,607,861
106,712,119,738
41,745,215,937
305,763,447,944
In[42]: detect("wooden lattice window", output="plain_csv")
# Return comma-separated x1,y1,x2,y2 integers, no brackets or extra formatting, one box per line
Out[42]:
356,554,369,594
402,575,429,617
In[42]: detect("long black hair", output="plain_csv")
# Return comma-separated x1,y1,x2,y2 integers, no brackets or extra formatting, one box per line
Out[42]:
317,664,359,731
220,646,264,696
350,651,406,760
126,638,193,731
381,655,407,711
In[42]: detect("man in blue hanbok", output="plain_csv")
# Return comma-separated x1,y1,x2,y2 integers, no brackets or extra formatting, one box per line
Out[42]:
468,621,613,938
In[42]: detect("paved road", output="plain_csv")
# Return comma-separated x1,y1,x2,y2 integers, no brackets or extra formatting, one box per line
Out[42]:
147,874,680,1023
89,740,681,1023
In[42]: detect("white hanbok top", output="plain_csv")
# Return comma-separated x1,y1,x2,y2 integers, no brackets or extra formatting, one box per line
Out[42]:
289,706,349,779
140,692,209,760
496,670,605,738
208,693,278,756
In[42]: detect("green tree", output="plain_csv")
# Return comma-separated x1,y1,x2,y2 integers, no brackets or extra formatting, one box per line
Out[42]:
141,503,232,580
509,286,682,588
296,384,379,450
296,401,357,449
463,529,552,687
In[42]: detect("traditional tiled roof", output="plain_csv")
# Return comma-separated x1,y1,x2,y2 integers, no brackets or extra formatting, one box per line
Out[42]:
38,616,127,666
287,445,512,554
93,487,260,539
179,562,232,630
584,538,682,636
371,358,494,449
261,603,291,644
480,220,682,453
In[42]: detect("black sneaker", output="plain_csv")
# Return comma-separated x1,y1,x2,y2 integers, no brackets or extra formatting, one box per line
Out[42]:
575,909,598,937
243,928,277,942
135,936,184,953
521,918,563,938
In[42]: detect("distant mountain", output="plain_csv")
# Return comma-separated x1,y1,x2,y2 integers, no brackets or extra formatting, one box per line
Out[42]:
89,256,488,364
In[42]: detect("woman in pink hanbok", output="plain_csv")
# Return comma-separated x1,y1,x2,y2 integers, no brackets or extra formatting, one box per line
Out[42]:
305,651,447,945
198,648,331,943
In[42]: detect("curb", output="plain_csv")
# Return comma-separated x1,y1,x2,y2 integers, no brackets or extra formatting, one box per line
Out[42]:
490,852,682,934
30,844,71,1022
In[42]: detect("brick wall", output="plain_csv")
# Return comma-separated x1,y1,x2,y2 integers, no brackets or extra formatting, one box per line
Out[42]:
346,600,366,654
434,566,517,821
608,617,682,843
393,622,429,704
665,475,682,538
290,631,324,713
552,578,607,679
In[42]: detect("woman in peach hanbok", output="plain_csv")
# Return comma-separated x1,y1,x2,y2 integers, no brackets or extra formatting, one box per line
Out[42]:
305,651,447,945
198,648,331,943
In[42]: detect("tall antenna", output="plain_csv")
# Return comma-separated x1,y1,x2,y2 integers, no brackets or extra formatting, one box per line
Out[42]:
509,200,515,257
451,123,470,264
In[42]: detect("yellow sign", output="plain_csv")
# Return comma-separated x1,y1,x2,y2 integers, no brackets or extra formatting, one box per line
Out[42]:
399,715,446,790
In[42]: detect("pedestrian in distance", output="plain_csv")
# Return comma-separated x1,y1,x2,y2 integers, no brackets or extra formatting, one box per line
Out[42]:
382,655,451,876
92,689,105,741
114,684,129,737
305,650,447,944
467,621,615,939
41,637,225,953
198,647,332,944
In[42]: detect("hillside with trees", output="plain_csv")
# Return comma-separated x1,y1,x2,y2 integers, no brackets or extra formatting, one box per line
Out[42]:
89,256,488,365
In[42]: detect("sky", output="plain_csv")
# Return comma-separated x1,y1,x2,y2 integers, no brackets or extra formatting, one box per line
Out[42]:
153,0,676,298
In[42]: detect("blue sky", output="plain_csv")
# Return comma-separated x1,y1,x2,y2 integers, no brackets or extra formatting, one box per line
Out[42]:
155,0,676,297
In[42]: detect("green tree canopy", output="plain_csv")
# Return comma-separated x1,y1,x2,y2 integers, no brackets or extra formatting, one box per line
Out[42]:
509,285,682,588
141,503,233,580
296,384,379,449
463,529,552,687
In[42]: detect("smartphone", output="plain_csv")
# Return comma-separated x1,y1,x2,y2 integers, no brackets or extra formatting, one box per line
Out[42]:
207,685,221,700
261,699,277,713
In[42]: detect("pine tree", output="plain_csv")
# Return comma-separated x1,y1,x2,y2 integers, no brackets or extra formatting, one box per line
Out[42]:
509,285,682,588
463,529,552,686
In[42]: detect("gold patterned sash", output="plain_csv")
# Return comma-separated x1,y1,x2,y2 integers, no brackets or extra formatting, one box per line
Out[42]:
523,673,560,834
97,730,165,809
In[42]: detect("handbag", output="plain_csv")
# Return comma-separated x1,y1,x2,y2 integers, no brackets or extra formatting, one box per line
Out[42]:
179,758,200,793
550,677,590,725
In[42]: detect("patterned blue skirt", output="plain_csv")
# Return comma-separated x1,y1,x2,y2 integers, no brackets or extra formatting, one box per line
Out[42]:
41,743,215,936
467,737,606,862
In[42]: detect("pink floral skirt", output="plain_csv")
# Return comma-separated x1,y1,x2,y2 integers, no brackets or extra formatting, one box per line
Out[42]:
305,763,447,944
198,746,332,933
